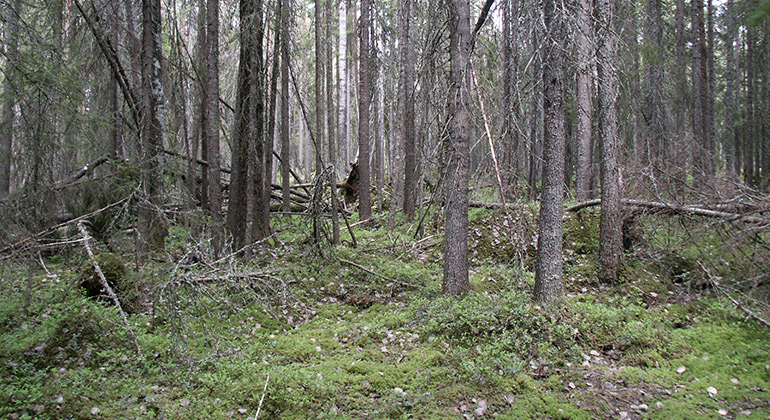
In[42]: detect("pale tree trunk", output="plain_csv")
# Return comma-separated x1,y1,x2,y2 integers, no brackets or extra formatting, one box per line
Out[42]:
534,0,566,304
0,0,20,200
358,0,372,221
281,0,291,212
263,0,280,237
400,0,416,220
138,0,168,253
338,0,348,172
206,0,222,254
315,0,324,178
706,0,716,178
195,0,208,210
500,0,519,199
443,0,471,296
575,0,593,201
597,0,623,284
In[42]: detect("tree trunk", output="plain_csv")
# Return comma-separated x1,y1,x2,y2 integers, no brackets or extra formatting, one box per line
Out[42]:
575,0,593,201
443,0,471,296
281,0,291,212
138,0,168,253
400,0,416,220
0,0,19,200
597,0,623,284
338,0,348,172
645,0,668,179
326,0,339,242
358,0,372,221
692,0,711,185
534,0,566,304
206,0,222,254
724,0,737,177
249,0,267,242
315,0,324,179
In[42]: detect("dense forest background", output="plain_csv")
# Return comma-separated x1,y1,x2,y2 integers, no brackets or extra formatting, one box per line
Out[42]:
1,0,770,418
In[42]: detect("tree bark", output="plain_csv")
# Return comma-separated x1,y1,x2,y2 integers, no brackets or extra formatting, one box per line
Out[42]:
400,0,416,220
326,0,340,243
692,0,712,185
443,0,471,296
206,0,222,254
0,0,20,200
645,0,668,178
534,0,566,304
597,0,623,284
281,0,291,212
575,0,593,201
138,0,168,253
724,0,737,177
358,0,372,221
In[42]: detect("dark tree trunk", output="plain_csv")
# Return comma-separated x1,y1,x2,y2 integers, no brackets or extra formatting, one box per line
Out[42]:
597,0,623,283
534,0,566,304
724,0,737,177
358,0,372,221
263,3,279,237
645,0,668,178
138,0,168,253
249,0,267,241
692,0,712,185
206,0,222,254
575,0,593,201
443,0,471,296
315,0,324,178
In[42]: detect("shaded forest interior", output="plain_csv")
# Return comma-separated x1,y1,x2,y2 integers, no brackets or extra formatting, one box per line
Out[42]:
1,0,770,418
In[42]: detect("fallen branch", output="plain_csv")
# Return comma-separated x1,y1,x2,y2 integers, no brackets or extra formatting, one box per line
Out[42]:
337,257,418,289
54,156,111,190
566,199,770,224
469,200,526,210
77,222,142,355
0,196,132,257
255,373,270,420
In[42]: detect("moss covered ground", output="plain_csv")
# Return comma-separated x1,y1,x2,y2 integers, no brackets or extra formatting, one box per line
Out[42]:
1,203,769,419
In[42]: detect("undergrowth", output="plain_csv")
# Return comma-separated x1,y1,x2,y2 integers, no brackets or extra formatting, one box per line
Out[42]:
1,206,769,419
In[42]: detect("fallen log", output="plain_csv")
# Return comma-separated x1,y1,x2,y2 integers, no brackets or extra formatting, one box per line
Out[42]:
566,199,770,224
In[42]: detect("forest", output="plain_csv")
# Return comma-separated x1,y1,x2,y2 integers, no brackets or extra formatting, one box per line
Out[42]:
1,0,770,417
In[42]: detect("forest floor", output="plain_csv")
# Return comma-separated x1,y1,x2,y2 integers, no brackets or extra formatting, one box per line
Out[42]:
1,198,769,419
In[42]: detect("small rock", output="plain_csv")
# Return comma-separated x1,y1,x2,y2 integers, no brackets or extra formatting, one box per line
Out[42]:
32,405,44,413
590,350,600,357
238,408,248,414
656,402,664,409
568,382,576,389
315,346,322,352
503,395,515,405
381,346,389,353
618,411,629,419
214,398,221,404
55,394,64,404
638,404,648,411
707,386,718,396
701,354,709,361
718,409,728,416
676,366,687,374
362,380,370,389
741,410,752,416
90,407,100,415
139,404,147,412
730,377,739,384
